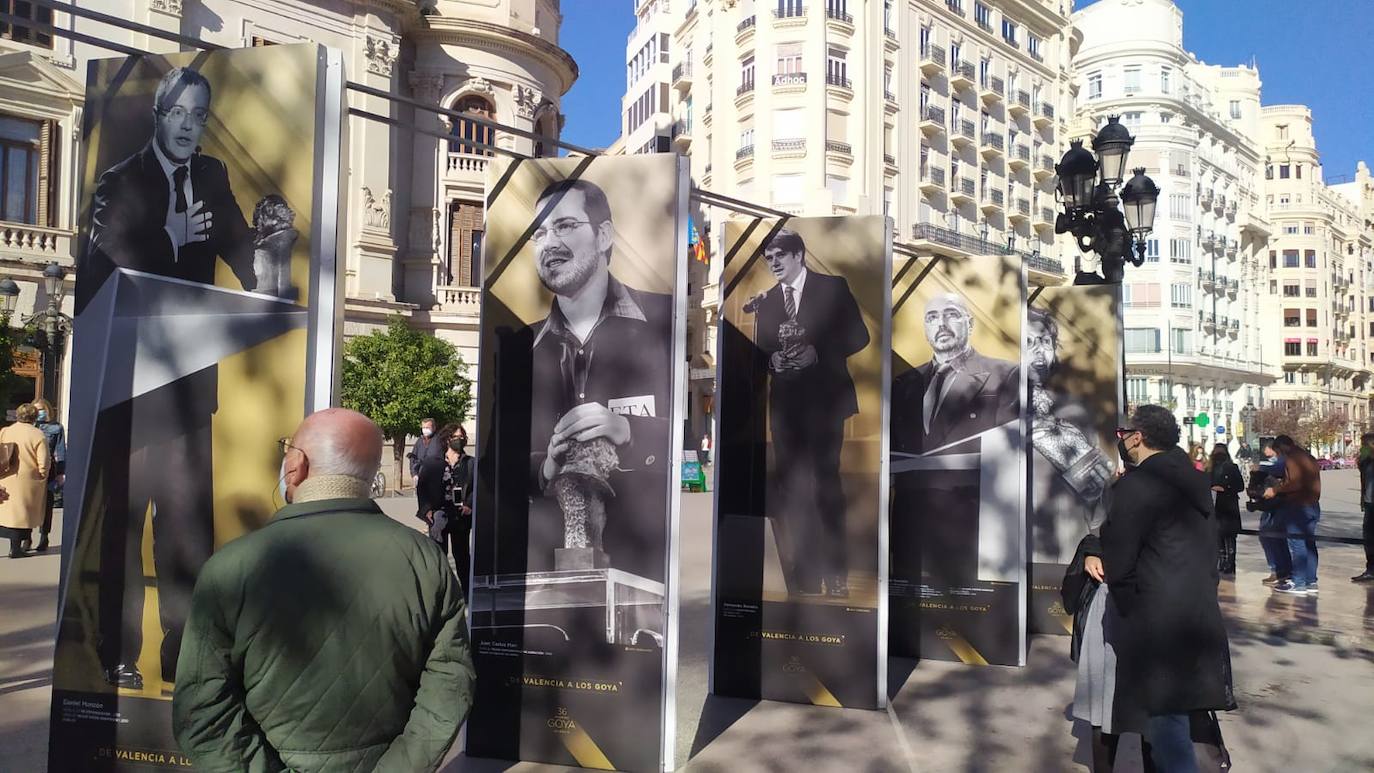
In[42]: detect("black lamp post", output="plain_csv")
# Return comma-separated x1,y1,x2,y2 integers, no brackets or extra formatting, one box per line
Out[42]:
1055,115,1159,285
0,262,73,412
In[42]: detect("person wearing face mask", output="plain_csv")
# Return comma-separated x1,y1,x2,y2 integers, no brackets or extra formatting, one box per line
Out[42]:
173,408,474,772
1103,405,1235,773
31,398,65,552
417,424,475,598
407,417,444,489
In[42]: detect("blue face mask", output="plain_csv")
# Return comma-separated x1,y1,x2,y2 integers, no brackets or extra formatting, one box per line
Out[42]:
36,410,48,422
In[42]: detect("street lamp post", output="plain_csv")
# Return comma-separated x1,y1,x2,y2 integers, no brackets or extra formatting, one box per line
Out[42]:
1054,116,1160,417
0,262,74,412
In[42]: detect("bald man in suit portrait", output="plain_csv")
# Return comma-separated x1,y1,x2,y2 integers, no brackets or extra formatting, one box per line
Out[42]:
892,292,1020,456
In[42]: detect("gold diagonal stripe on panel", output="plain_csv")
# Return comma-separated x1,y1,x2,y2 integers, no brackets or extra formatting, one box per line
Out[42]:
1058,614,1074,635
802,673,843,708
939,628,990,666
561,725,615,771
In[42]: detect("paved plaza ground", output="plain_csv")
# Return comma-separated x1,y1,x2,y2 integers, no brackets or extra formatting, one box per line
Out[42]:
3,470,1372,772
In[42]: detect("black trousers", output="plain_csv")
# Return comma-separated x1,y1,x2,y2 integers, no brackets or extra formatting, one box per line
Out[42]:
2,526,30,554
769,409,847,593
439,513,473,603
1364,504,1374,572
97,404,215,679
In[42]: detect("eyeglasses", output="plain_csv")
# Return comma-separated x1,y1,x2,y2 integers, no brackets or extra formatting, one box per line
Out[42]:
532,219,591,243
1114,427,1139,439
277,437,302,456
159,106,210,126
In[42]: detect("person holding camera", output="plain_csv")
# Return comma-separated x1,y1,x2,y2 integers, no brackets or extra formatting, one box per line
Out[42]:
417,425,475,598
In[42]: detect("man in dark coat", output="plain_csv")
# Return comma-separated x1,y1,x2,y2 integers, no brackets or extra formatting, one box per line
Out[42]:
1105,405,1236,771
502,178,673,582
1354,433,1374,582
80,66,259,689
752,228,869,596
892,292,1020,455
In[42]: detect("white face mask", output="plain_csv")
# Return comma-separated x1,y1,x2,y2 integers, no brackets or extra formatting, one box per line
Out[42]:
278,457,292,505
421,427,434,438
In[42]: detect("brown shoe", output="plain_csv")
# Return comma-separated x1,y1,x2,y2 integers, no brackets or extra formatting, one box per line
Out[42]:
1261,573,1281,586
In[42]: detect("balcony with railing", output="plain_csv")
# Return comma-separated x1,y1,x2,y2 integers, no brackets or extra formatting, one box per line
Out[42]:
1200,310,1217,329
911,222,1011,257
773,72,808,89
1198,187,1213,208
672,62,693,90
1034,153,1054,180
1039,206,1055,225
773,138,806,157
1036,101,1055,124
919,166,946,191
773,3,807,25
950,60,976,89
980,132,1004,156
825,4,853,25
980,75,1005,102
919,104,946,133
951,177,976,202
1011,90,1031,114
1225,277,1239,296
826,140,852,156
736,79,756,98
980,188,1005,212
446,152,490,180
1008,142,1031,169
1009,197,1031,221
1024,252,1064,276
736,15,756,40
1198,268,1215,289
1225,239,1238,258
826,72,852,91
734,144,755,165
952,118,976,145
436,285,481,315
920,43,946,73
0,223,74,262
671,119,692,149
1213,193,1227,215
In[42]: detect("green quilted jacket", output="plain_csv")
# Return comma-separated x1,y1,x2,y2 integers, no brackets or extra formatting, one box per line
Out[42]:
172,497,474,772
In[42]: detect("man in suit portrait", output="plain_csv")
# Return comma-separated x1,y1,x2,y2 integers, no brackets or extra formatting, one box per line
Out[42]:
524,178,673,582
893,292,1020,456
81,66,261,690
753,228,869,597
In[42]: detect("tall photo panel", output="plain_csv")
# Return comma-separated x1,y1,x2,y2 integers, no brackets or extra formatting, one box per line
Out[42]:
712,216,890,710
49,44,346,770
468,154,688,772
1026,285,1122,634
889,254,1027,666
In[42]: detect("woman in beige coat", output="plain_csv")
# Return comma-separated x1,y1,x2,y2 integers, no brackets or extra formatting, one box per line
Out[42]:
1,403,51,558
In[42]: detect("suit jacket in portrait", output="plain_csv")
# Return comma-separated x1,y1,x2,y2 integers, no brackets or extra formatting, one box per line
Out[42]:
754,271,870,420
892,350,1020,455
76,143,258,445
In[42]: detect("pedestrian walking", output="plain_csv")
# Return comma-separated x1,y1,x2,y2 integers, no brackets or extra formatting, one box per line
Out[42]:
1207,443,1244,576
1354,433,1374,583
417,424,475,600
1249,441,1290,586
31,397,65,552
699,432,711,466
1104,405,1235,773
0,404,52,558
1264,435,1321,595
1190,444,1206,472
173,408,474,771
406,417,445,488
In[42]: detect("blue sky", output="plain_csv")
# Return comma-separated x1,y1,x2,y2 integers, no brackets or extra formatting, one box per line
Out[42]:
559,0,1371,177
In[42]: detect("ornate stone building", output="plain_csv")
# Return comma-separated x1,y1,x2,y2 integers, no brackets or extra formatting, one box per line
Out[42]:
0,0,577,417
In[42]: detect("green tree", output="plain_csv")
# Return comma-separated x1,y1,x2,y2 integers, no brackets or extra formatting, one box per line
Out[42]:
340,315,471,492
0,315,24,413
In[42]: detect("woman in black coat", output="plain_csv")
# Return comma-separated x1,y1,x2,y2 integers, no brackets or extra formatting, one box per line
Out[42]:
1104,405,1235,771
1208,444,1245,575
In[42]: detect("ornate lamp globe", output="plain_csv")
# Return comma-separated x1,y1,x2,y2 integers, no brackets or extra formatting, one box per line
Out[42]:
1055,140,1099,211
1092,115,1135,188
1121,167,1161,236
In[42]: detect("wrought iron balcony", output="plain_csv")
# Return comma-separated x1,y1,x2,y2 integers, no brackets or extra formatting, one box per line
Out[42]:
735,145,755,161
772,138,806,155
826,140,852,155
951,60,976,87
826,73,852,89
920,43,946,72
919,104,946,131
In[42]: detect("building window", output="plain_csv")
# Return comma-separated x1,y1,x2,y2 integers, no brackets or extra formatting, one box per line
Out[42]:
884,0,893,31
826,47,848,85
1001,19,1018,46
741,54,756,89
1284,342,1301,356
1121,111,1142,130
1171,329,1191,355
776,42,802,75
1027,34,1041,60
1305,250,1317,268
532,114,558,158
1124,328,1161,354
1169,238,1191,264
1169,193,1190,220
0,115,49,225
448,200,484,286
1283,223,1298,235
1279,164,1290,179
1160,66,1172,93
1123,65,1141,94
1284,309,1300,327
1303,221,1314,235
1307,340,1319,356
974,1,991,29
1305,281,1317,298
1283,250,1298,268
0,0,53,48
1124,282,1160,307
1126,376,1151,401
1282,283,1300,297
1229,100,1241,119
776,0,804,16
1170,282,1191,308
1085,72,1100,99
451,95,496,156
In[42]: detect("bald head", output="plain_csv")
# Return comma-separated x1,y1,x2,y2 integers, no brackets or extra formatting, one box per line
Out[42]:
281,408,383,502
923,292,973,358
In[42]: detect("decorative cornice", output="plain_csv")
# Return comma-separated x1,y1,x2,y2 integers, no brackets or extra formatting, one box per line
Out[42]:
412,17,578,95
365,34,399,77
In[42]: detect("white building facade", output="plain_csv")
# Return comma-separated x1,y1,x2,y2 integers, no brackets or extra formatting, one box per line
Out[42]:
1071,0,1274,449
0,0,577,419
